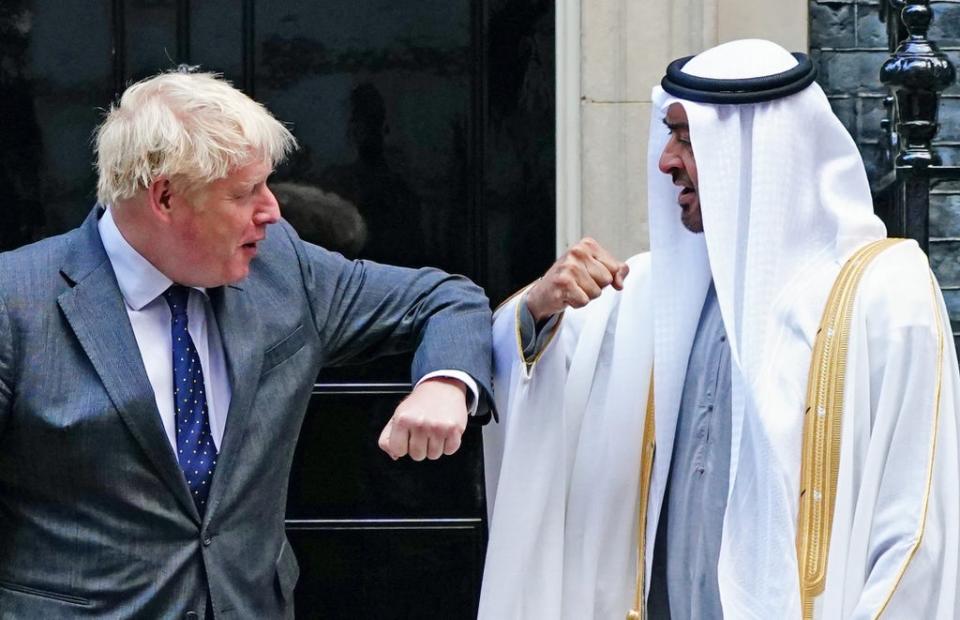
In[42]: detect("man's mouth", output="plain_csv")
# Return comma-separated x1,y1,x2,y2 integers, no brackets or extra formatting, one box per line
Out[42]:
241,237,264,254
678,187,696,206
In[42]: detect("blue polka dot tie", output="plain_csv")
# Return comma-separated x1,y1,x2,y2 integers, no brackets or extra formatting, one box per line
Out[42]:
163,285,217,515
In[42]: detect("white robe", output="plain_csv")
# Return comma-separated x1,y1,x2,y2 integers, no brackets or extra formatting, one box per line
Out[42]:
480,244,960,619
481,253,653,620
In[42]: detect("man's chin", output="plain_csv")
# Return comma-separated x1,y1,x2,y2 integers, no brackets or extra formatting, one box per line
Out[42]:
224,265,250,285
680,208,704,234
202,263,250,288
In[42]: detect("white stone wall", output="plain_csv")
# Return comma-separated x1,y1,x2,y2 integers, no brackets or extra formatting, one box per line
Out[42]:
558,0,808,258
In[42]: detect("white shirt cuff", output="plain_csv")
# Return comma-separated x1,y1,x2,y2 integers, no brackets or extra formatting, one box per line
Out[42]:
416,370,480,416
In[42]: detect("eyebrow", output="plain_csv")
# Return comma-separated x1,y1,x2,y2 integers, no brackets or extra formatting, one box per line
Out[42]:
662,118,689,131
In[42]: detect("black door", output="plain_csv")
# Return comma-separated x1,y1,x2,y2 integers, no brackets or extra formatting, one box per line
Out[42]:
1,1,554,618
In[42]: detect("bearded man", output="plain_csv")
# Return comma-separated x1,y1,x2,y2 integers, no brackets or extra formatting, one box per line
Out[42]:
480,39,960,619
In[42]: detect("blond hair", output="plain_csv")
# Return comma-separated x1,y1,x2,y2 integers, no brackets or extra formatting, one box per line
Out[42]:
95,71,297,204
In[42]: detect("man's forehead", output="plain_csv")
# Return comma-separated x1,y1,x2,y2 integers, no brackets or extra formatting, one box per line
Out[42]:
231,160,274,182
202,160,272,193
663,102,688,126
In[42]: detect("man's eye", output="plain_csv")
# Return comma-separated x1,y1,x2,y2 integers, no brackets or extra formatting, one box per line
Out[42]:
666,129,691,145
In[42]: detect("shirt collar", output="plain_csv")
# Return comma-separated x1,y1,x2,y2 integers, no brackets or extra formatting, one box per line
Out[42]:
98,207,207,311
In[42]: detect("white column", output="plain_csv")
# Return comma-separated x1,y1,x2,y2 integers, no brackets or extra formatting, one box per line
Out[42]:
718,0,808,51
555,0,582,255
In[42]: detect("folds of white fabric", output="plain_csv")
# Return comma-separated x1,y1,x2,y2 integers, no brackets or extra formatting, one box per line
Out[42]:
817,243,960,620
480,254,653,620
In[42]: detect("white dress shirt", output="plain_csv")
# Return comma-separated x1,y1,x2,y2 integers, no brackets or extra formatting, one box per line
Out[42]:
99,209,231,452
98,209,480,458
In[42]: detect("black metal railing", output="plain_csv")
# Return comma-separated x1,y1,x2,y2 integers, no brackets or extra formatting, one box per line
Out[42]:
876,0,957,253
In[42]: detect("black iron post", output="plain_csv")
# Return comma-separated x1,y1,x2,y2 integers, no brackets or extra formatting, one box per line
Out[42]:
879,0,956,250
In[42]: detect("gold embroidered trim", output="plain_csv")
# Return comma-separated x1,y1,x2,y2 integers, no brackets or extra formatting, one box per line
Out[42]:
495,282,532,314
871,270,944,619
628,374,656,620
508,283,563,371
797,238,905,619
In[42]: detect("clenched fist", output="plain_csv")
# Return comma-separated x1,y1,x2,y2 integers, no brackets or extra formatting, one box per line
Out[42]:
525,237,629,322
378,377,469,461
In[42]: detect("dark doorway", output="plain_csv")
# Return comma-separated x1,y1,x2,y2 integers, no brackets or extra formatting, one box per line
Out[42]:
1,1,555,617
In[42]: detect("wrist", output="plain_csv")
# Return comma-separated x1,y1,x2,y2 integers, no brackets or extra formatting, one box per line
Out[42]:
419,376,467,397
525,284,552,323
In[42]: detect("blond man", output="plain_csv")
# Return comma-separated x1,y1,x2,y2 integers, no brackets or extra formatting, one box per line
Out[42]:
0,71,492,617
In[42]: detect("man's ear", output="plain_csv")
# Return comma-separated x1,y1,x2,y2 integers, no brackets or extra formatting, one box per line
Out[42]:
146,178,175,221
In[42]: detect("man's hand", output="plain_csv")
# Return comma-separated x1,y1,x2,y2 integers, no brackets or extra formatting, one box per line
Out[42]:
525,237,629,322
378,377,469,461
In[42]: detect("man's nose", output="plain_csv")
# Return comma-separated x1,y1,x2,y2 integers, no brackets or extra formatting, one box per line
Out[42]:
254,187,281,226
658,145,680,175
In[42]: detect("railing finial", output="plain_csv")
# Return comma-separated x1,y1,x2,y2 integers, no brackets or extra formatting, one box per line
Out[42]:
880,0,955,167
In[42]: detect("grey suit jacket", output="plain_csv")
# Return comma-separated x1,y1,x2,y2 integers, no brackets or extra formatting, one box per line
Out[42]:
0,207,493,618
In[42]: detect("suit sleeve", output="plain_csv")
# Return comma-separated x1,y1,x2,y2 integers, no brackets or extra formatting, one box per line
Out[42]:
283,223,494,414
0,292,12,434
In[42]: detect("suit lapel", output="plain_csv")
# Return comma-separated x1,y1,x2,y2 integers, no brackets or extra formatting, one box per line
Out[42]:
203,283,264,525
58,209,201,523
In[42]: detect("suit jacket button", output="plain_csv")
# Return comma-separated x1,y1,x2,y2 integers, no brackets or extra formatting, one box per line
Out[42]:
202,536,212,547
185,612,199,620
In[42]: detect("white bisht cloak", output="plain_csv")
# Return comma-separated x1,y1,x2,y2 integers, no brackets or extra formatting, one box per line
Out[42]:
481,39,960,619
480,245,960,620
480,253,654,620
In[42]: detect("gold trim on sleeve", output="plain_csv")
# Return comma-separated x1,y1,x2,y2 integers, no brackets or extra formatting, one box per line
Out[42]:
494,282,533,314
628,373,656,620
508,284,564,371
796,238,906,619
